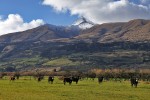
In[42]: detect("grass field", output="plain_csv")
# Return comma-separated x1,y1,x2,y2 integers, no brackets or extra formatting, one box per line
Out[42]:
0,77,149,100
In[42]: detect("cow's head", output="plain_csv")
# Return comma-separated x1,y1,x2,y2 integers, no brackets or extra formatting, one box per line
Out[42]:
136,78,138,82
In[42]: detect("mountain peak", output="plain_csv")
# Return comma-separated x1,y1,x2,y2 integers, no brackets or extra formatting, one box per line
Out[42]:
72,17,95,29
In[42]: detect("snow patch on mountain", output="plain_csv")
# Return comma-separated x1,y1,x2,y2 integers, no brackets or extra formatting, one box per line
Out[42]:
72,17,95,29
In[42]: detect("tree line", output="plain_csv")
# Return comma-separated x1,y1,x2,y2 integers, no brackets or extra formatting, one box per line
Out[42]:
0,68,149,82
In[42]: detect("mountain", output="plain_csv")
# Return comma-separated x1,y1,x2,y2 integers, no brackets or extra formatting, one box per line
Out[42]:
0,19,150,71
72,17,95,29
74,19,150,43
0,24,80,43
0,19,150,43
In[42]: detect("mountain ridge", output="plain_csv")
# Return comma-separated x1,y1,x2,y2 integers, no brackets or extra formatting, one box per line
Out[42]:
73,19,150,43
0,19,150,71
0,19,150,44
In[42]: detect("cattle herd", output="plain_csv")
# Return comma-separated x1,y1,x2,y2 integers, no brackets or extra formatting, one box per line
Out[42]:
6,74,142,88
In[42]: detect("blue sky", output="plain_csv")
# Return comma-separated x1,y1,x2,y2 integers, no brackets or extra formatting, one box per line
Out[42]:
0,0,78,25
0,0,150,35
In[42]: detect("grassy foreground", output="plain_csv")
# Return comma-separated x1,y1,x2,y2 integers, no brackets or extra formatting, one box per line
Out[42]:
0,77,149,100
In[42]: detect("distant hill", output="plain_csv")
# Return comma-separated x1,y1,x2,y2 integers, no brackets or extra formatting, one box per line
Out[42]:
0,19,150,71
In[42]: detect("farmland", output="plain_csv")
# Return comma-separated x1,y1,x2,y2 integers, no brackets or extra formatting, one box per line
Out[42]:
0,77,149,100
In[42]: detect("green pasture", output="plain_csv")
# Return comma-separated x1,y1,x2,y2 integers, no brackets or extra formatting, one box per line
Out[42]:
0,77,149,100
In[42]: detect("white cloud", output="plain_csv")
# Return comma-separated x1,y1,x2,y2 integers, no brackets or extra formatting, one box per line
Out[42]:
43,0,150,24
141,0,149,3
0,14,44,35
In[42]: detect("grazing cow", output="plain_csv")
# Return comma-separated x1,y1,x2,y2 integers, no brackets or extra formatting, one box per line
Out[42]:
0,76,3,79
72,76,80,84
98,76,104,84
10,76,15,81
37,77,41,82
37,76,44,82
130,78,138,87
63,77,72,85
48,76,54,84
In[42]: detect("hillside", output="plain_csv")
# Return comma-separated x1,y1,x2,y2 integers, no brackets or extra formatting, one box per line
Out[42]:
0,24,80,43
74,19,150,43
0,19,150,71
0,19,150,43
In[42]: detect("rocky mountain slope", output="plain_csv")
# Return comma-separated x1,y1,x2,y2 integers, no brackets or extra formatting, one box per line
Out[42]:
0,19,150,71
0,24,80,43
74,19,150,43
0,19,150,43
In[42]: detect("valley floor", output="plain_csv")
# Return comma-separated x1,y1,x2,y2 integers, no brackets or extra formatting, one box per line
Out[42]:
0,77,149,100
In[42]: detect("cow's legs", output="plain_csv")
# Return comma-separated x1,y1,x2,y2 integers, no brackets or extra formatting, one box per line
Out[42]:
135,84,137,88
64,81,66,85
76,81,78,84
69,82,72,85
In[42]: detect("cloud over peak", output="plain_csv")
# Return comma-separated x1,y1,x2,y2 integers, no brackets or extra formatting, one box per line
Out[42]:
43,0,150,24
0,14,44,35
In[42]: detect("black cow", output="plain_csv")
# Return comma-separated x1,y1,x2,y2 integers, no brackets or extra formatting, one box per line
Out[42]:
72,76,80,84
37,77,41,82
37,76,44,82
63,77,72,85
48,76,54,84
98,76,104,84
130,78,138,87
10,76,15,81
